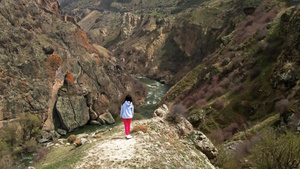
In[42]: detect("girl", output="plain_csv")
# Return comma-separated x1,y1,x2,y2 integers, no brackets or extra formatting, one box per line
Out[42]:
120,94,134,139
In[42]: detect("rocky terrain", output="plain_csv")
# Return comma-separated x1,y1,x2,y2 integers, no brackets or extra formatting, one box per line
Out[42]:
59,0,300,136
0,0,300,168
0,0,146,135
35,105,216,169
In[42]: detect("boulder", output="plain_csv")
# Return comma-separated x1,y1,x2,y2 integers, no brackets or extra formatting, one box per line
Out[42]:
57,128,67,136
89,120,102,126
97,117,106,125
56,96,89,132
37,138,49,144
175,116,194,137
99,112,115,124
153,104,169,117
190,130,218,159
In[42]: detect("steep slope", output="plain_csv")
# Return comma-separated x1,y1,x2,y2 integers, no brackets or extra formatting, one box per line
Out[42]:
161,1,300,136
59,0,250,85
0,0,146,134
58,0,300,137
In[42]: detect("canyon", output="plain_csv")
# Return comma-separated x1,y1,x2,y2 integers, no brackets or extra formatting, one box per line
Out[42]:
0,0,299,168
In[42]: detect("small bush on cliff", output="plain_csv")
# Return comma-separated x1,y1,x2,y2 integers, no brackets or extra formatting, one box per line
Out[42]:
275,99,291,114
249,129,300,169
0,123,19,149
19,113,42,143
166,104,187,124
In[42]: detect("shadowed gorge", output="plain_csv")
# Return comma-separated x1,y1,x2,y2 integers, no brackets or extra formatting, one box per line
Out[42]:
0,0,300,168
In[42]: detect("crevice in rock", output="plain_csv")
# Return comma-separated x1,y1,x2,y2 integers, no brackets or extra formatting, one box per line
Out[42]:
69,96,80,127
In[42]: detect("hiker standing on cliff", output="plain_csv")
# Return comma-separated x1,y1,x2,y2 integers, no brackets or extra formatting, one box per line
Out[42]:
120,94,134,139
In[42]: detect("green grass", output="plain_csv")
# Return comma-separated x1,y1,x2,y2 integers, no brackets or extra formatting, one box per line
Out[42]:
231,113,280,141
34,143,93,169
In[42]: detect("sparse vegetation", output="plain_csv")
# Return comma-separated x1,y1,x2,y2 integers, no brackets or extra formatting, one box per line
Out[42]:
0,114,42,168
249,129,300,169
166,104,187,123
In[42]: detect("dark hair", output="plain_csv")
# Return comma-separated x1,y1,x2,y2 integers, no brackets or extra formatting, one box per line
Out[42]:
124,94,132,103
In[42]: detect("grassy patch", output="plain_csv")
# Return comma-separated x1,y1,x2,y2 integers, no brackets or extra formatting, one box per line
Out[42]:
34,143,93,169
231,113,280,141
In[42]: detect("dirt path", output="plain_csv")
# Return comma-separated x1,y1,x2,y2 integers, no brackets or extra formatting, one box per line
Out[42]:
73,119,215,169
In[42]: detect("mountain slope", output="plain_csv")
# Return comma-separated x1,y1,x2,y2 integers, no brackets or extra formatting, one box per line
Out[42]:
0,0,146,132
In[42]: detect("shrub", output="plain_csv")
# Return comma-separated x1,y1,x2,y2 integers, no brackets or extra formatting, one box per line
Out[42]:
220,78,230,88
275,99,291,114
213,145,239,169
212,99,225,110
0,139,9,158
0,123,19,148
213,87,225,97
19,113,42,143
235,140,254,159
132,125,148,133
249,129,300,169
67,135,76,143
208,129,224,144
22,139,38,153
229,82,244,94
223,123,239,135
194,99,207,109
166,104,187,123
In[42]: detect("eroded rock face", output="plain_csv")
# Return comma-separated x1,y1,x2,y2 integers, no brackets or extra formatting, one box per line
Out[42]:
190,130,218,159
0,0,146,132
98,112,115,125
153,104,169,117
56,96,89,132
153,105,217,159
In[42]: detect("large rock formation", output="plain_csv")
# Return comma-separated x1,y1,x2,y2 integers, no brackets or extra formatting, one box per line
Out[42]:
0,0,146,132
55,96,89,132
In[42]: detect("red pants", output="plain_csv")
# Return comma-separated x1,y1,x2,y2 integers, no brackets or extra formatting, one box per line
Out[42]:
122,118,132,135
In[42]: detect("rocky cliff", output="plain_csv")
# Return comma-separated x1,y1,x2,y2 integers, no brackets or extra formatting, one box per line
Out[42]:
60,0,299,145
0,0,146,134
59,0,249,85
161,1,300,135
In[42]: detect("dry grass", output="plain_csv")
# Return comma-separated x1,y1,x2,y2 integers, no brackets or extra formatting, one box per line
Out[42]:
132,125,148,132
67,135,76,143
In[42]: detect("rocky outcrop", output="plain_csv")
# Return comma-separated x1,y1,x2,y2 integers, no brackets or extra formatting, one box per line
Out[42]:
98,112,115,125
153,105,217,160
55,96,89,132
190,131,218,159
153,104,169,117
121,12,141,38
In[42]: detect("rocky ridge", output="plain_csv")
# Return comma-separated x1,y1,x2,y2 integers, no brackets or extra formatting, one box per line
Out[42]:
35,105,217,169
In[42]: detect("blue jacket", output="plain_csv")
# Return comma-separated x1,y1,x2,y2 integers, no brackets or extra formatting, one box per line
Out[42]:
120,101,134,119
